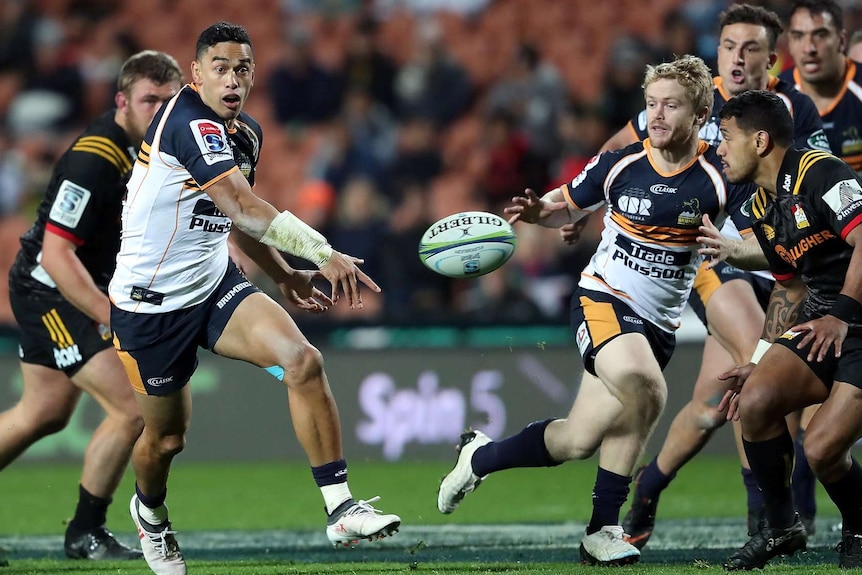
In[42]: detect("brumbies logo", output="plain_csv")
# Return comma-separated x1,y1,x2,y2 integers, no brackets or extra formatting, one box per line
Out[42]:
677,198,701,226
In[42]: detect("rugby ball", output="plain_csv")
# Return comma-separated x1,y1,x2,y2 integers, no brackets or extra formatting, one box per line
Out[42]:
418,211,517,278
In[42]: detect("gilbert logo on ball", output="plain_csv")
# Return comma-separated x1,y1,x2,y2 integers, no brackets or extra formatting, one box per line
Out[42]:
418,211,517,278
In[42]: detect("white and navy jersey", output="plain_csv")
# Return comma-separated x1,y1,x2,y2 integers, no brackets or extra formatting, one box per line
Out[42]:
627,75,828,280
781,59,862,172
559,140,755,332
109,84,262,313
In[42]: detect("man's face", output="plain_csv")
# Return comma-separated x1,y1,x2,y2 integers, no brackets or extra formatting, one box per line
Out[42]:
191,41,254,121
716,117,759,183
787,8,845,84
645,78,700,150
717,23,775,96
119,78,181,145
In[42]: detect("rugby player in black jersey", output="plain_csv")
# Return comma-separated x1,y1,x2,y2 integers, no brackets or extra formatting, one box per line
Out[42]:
4,51,182,560
713,89,862,570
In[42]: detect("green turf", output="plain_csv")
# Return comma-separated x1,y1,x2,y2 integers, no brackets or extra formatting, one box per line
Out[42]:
0,457,844,574
0,456,837,535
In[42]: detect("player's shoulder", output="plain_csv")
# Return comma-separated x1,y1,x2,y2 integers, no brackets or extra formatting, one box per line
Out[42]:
165,85,219,123
65,110,133,176
772,76,814,108
790,148,851,186
777,67,797,85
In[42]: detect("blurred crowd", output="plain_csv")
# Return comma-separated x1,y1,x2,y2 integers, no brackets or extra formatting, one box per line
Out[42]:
1,0,862,330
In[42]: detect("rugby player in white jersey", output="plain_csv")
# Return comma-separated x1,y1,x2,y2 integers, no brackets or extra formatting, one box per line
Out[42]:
108,22,399,575
436,55,756,566
603,5,829,545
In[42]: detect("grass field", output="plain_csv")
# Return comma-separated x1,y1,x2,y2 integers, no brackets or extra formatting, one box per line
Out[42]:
0,456,847,574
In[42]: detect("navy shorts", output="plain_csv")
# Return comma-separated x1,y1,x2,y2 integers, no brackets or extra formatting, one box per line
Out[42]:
10,290,113,376
688,260,773,330
111,262,261,395
570,287,676,377
774,328,862,390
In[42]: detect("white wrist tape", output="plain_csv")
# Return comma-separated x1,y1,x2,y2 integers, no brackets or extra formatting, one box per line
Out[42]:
750,339,771,364
261,210,333,268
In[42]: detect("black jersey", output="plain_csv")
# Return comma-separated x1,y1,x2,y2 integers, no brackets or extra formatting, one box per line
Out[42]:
630,76,829,152
8,111,135,299
750,148,862,328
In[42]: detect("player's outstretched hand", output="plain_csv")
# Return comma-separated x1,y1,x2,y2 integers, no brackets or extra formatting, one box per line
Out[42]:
696,214,732,268
278,269,333,314
559,218,589,245
791,316,848,362
717,363,755,421
504,188,568,225
319,250,381,309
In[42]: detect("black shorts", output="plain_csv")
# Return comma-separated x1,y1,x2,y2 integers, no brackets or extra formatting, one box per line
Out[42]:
688,260,773,330
774,328,862,390
111,262,261,396
570,287,676,377
10,290,113,376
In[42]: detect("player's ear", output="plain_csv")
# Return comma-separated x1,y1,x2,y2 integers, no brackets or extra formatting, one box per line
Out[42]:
190,60,201,83
755,130,772,155
838,29,847,54
115,90,128,111
767,51,778,70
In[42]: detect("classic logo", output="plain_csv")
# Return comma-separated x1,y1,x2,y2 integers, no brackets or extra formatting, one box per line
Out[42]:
147,376,174,387
762,224,776,241
650,184,677,195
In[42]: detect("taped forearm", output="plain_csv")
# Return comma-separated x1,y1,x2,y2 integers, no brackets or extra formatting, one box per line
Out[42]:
260,211,333,268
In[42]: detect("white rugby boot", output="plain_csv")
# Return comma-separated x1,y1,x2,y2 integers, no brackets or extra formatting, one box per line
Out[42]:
326,496,401,547
580,525,641,566
437,429,492,514
129,495,186,575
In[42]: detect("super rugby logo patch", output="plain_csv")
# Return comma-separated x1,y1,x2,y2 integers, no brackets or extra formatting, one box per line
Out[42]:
190,120,233,165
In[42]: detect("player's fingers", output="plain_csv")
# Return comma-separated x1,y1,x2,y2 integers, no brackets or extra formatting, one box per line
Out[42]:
314,287,334,307
347,272,361,309
356,268,380,293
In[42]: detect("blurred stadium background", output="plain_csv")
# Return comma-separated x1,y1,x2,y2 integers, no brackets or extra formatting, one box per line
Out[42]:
0,0,860,547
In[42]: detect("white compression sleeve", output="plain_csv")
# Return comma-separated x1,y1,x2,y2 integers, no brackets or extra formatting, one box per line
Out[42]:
260,211,333,267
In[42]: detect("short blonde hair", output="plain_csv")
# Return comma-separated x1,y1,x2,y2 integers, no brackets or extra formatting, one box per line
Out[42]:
643,55,714,124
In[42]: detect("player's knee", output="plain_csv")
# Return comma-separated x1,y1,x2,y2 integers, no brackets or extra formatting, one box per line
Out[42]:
30,404,75,437
150,433,185,459
801,427,843,479
279,341,324,389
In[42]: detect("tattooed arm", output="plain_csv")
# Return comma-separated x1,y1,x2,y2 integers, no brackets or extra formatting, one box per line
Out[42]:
762,277,808,342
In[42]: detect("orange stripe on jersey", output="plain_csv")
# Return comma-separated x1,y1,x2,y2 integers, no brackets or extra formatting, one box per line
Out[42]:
644,140,710,177
580,295,622,348
113,334,146,394
692,260,722,310
610,211,701,245
198,165,239,191
580,272,633,302
792,151,832,195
